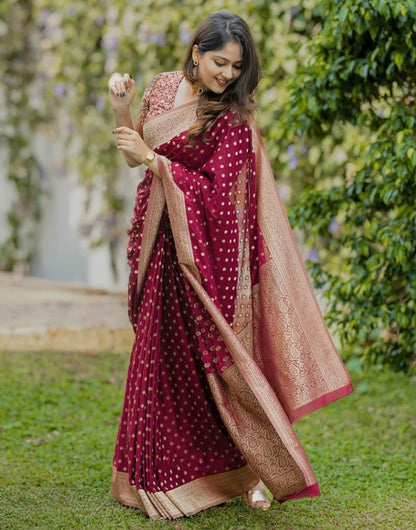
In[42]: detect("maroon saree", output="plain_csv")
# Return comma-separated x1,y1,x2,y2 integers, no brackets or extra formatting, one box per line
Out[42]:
111,72,353,520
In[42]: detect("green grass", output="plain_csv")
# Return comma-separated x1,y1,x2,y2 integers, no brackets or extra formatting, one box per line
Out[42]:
1,349,415,529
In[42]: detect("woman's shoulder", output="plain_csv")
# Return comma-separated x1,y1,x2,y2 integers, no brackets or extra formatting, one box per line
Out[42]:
145,71,183,92
139,71,183,119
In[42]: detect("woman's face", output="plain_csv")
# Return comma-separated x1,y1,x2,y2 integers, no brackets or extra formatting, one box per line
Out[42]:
192,40,243,94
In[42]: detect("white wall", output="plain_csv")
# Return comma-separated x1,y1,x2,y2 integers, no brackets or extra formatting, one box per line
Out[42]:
1,115,140,290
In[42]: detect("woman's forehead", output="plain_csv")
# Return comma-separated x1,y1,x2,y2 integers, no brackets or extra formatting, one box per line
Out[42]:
208,41,243,62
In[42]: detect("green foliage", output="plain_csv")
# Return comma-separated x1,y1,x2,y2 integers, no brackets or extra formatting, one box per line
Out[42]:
0,1,45,269
1,349,416,528
1,0,322,274
286,0,416,371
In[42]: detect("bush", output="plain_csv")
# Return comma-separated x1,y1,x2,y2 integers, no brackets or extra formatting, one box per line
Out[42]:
286,0,416,371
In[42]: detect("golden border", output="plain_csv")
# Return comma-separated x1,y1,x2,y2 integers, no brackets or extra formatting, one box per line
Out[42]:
207,368,309,498
252,124,352,395
143,102,197,151
136,176,165,296
157,156,202,284
111,465,257,520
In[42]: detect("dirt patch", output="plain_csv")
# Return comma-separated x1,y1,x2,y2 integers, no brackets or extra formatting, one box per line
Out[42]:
0,327,133,354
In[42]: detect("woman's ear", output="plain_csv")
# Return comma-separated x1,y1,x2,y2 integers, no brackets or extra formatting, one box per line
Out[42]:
192,44,200,63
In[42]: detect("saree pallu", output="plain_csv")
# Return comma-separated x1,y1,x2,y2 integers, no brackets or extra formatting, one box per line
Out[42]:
111,102,353,520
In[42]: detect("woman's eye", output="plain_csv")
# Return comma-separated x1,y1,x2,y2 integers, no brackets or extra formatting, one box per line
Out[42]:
214,61,242,70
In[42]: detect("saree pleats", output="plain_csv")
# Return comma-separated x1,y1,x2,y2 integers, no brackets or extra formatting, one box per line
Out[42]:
114,210,258,519
112,72,353,520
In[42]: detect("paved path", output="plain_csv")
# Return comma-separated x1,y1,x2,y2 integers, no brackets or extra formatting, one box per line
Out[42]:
0,272,130,334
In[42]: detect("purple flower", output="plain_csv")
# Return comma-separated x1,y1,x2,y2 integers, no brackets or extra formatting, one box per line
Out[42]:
101,28,120,52
53,83,67,99
104,56,117,74
95,97,105,111
308,247,319,263
54,165,66,178
148,33,167,46
179,22,192,44
37,9,51,27
101,35,119,52
80,223,92,236
105,214,116,226
287,144,299,169
110,235,121,246
11,58,23,69
329,217,340,236
277,185,290,201
94,16,105,27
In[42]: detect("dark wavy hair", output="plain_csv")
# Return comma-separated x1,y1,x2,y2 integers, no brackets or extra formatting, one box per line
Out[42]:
183,12,262,142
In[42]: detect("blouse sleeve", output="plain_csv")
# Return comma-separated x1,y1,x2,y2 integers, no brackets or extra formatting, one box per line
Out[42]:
134,74,161,136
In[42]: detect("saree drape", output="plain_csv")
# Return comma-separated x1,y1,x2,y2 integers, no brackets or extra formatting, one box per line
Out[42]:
111,72,353,520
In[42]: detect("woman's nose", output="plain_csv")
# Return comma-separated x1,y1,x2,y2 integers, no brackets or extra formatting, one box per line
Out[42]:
222,65,233,80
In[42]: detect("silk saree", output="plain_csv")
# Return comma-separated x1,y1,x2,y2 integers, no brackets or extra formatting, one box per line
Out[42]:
111,72,353,520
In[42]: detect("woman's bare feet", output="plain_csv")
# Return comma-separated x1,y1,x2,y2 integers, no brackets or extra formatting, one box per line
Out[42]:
243,480,271,510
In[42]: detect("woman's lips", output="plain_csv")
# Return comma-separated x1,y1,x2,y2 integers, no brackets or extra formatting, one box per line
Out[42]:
216,78,227,87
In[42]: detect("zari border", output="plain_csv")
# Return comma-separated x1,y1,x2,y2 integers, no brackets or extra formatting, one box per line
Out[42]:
251,124,353,419
136,176,166,296
206,367,317,501
157,156,202,283
111,465,257,520
143,101,197,151
135,101,200,296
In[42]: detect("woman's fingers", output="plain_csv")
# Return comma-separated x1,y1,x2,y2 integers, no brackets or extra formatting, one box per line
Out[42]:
114,126,136,135
108,74,131,97
110,83,125,97
114,74,133,96
117,142,135,151
115,79,127,96
108,72,123,87
123,73,135,91
108,72,124,95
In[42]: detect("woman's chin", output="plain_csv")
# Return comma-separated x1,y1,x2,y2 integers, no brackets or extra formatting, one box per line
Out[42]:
208,85,227,94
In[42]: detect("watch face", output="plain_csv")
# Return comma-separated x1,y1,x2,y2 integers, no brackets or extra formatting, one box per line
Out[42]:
145,151,155,164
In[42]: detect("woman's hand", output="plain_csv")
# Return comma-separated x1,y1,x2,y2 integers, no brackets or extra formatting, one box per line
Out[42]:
114,126,148,166
114,126,160,176
108,72,136,111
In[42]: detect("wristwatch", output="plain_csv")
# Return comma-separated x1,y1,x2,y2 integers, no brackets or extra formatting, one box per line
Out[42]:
144,150,156,166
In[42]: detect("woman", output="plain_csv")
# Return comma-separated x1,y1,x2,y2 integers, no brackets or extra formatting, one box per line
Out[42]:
109,12,353,520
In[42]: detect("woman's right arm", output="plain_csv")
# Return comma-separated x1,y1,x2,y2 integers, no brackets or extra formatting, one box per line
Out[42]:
109,73,139,167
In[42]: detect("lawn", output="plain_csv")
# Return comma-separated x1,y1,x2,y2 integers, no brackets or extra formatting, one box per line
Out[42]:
1,341,415,529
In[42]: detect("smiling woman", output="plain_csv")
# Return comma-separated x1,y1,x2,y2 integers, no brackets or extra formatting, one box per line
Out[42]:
108,11,353,521
192,41,243,93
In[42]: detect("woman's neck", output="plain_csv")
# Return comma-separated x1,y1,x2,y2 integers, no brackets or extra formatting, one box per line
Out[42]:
173,76,199,108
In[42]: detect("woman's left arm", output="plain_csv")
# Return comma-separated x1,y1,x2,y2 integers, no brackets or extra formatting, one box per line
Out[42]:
113,126,160,176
